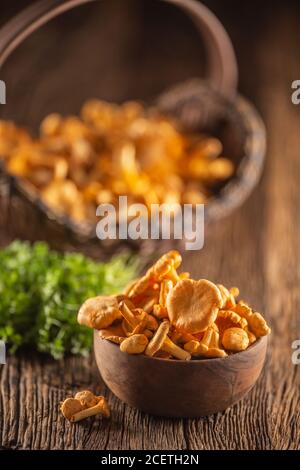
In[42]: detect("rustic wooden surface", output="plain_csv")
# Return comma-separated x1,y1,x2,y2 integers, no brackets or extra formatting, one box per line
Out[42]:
1,0,300,450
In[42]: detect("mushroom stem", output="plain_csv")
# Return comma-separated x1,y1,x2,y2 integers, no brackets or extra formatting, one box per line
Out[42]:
145,321,191,360
71,397,110,422
164,266,180,284
140,296,157,313
162,337,191,361
120,301,139,328
202,328,227,358
131,311,148,335
159,280,173,307
153,304,168,319
128,250,181,298
184,340,208,356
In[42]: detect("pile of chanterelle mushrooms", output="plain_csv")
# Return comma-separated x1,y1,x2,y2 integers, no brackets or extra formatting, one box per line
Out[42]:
78,251,271,360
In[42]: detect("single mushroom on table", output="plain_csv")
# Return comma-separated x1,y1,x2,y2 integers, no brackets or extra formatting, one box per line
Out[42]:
60,391,110,423
70,397,110,422
60,390,110,423
60,398,84,421
75,390,99,408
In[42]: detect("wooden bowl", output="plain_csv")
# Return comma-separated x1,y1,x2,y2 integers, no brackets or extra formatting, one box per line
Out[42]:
94,331,268,418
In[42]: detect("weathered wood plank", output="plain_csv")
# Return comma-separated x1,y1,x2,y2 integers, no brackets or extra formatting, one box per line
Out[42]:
1,0,300,450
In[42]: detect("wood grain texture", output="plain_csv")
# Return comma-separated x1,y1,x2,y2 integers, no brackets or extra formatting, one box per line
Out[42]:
1,0,300,450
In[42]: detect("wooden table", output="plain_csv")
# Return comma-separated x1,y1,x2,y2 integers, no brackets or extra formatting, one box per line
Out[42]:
0,0,300,450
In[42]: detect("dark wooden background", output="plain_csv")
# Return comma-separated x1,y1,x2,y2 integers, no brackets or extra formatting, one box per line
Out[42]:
1,0,300,450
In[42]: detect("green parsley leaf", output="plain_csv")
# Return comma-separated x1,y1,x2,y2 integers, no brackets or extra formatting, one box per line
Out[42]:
0,241,138,359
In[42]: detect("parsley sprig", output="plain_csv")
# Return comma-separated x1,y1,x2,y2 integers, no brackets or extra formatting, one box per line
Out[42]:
0,241,137,359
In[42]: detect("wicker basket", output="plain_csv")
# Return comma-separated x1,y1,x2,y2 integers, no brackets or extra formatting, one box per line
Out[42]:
0,0,266,256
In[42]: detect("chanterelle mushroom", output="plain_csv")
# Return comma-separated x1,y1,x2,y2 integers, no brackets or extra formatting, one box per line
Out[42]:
120,334,149,354
222,327,249,352
167,279,222,333
77,295,121,329
145,320,169,356
98,323,126,344
145,321,191,360
128,250,182,299
60,392,110,422
202,327,227,358
60,398,83,421
75,390,98,408
233,302,271,337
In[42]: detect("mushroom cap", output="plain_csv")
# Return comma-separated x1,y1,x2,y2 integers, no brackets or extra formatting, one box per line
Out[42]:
120,334,149,354
165,250,182,269
145,314,159,331
77,295,120,329
99,323,126,344
249,312,271,337
60,398,83,420
145,320,170,357
74,390,98,408
129,250,181,299
152,250,182,279
233,303,271,337
232,301,252,319
216,310,247,334
205,348,228,358
222,327,250,351
167,279,222,333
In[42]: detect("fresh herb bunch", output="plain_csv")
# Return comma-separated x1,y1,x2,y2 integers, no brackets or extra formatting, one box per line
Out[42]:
0,241,138,359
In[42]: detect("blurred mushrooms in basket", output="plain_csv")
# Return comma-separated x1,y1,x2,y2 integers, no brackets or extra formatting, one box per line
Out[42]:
0,100,234,224
78,250,271,360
